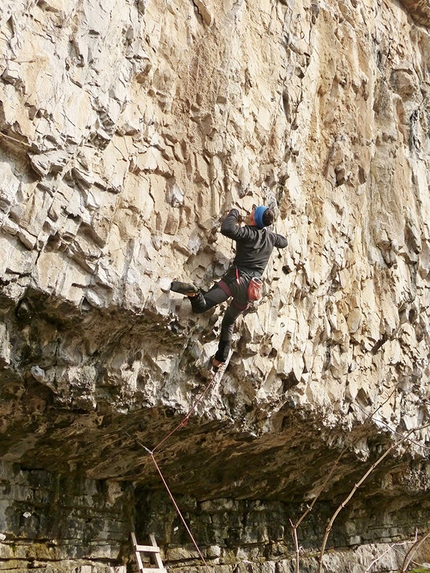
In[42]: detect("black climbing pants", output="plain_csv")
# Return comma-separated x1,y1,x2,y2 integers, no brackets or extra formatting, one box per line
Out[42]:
190,279,250,362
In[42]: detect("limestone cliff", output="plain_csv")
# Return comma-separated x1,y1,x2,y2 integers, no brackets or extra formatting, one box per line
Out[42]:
1,0,430,571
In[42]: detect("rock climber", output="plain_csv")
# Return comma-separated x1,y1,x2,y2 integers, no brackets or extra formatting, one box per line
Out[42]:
170,205,288,368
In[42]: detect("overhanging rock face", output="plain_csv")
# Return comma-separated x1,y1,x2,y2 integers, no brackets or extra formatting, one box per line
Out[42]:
1,0,430,571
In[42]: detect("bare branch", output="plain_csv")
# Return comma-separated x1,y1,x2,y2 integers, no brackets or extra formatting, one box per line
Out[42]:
295,390,397,530
0,131,31,148
317,422,430,573
289,389,397,573
364,534,418,572
290,518,301,573
400,530,430,573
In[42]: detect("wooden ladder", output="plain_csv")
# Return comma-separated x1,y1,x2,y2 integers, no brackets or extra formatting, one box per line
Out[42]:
131,532,167,573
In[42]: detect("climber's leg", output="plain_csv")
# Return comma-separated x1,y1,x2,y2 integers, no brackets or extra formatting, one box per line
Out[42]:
213,299,248,364
188,283,229,314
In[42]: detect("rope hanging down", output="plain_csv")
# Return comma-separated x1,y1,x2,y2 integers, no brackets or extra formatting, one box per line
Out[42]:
144,448,212,573
152,365,223,452
141,361,229,572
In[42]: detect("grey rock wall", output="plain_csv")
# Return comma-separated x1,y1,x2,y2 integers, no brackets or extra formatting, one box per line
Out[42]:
0,461,130,572
1,0,430,571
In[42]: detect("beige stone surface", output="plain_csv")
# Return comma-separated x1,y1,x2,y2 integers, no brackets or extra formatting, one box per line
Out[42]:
1,0,429,454
1,0,430,569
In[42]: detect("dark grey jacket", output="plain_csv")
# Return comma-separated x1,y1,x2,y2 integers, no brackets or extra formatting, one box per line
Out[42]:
221,209,288,279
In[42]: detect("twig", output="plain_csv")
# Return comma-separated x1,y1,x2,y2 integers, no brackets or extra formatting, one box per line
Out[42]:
290,518,301,572
318,446,393,572
290,448,345,572
317,422,430,573
400,530,430,573
289,389,396,573
0,131,31,148
364,535,417,572
354,402,430,452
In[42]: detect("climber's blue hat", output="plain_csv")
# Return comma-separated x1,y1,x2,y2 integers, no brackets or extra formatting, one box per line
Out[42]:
254,206,268,229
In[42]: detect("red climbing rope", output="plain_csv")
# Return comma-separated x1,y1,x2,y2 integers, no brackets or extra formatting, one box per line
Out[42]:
141,362,227,572
149,450,212,573
152,367,220,452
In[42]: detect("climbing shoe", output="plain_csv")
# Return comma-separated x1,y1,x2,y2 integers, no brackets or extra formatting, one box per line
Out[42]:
211,356,224,370
170,281,199,296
